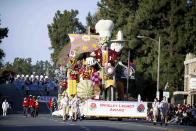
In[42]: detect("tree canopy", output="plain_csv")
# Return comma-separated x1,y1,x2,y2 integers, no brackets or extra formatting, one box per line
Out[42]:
97,0,196,100
0,18,9,68
47,10,86,66
1,57,54,78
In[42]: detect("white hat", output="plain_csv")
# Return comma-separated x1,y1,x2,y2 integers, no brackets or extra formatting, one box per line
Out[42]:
95,19,114,38
17,74,20,78
21,74,24,77
31,75,34,78
45,76,48,79
117,30,123,40
26,75,29,77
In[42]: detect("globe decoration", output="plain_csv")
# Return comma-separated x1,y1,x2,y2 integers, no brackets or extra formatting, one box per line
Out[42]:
77,80,93,99
124,66,135,77
105,64,114,75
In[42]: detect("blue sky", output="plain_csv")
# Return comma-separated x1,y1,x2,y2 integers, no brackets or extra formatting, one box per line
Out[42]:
0,0,99,64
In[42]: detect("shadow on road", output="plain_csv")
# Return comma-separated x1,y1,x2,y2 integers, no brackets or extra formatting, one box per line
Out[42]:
0,125,129,131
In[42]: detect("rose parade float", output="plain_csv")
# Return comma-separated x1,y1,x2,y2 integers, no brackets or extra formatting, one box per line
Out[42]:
52,20,147,118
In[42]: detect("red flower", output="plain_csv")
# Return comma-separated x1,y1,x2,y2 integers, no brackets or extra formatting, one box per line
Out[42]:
137,104,145,112
91,103,96,109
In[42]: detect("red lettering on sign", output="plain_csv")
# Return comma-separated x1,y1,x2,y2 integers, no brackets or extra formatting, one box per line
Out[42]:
119,104,134,108
109,108,124,112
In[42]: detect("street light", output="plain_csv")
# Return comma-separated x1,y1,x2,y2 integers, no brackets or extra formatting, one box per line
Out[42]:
137,35,161,100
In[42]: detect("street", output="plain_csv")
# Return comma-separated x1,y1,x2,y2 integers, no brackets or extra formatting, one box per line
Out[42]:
0,114,196,131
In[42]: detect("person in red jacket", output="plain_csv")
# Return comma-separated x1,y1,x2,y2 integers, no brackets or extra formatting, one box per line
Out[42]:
22,96,30,117
34,98,40,117
48,97,57,116
29,96,35,117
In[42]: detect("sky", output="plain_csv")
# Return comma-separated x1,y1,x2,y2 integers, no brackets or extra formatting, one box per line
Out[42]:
0,0,99,64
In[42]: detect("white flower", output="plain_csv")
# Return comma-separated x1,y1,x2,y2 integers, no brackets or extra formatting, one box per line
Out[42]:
70,36,75,42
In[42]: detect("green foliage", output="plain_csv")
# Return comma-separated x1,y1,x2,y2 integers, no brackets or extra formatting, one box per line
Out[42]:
184,0,196,54
12,57,32,75
0,18,9,68
47,10,86,66
1,58,55,79
97,0,139,37
86,11,101,29
97,0,196,101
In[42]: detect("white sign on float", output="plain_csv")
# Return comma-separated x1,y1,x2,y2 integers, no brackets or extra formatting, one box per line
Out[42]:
189,77,196,89
163,91,170,98
86,100,147,118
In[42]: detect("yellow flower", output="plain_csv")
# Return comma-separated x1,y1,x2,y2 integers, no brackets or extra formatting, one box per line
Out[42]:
82,46,88,51
70,34,77,36
92,43,98,48
82,35,90,41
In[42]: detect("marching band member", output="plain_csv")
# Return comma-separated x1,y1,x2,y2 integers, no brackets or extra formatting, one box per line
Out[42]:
34,98,40,117
22,96,30,117
29,96,35,117
48,97,57,116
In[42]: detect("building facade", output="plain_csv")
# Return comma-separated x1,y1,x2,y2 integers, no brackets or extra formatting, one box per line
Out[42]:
174,53,196,106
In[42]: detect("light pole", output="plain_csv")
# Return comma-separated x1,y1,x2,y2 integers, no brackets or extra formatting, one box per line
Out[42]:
137,35,161,100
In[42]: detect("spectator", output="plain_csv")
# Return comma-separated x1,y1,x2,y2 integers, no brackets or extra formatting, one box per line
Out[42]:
160,96,169,126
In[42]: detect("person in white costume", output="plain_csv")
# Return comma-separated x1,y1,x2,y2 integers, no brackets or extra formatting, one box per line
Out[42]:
152,98,159,125
2,99,9,116
71,94,80,121
61,92,69,121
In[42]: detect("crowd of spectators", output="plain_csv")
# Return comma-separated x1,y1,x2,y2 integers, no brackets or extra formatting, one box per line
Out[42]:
147,102,196,126
13,75,58,95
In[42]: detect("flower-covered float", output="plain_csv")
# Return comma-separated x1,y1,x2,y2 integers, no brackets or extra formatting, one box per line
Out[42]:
53,20,128,117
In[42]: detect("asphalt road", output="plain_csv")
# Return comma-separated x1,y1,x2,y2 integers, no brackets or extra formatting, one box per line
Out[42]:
0,114,196,131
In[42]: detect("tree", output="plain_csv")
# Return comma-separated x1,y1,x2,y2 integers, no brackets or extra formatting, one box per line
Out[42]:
12,57,32,75
124,0,196,100
96,0,195,100
32,60,45,75
86,11,101,30
184,0,196,54
32,60,55,78
97,0,139,37
48,10,86,66
0,57,55,79
0,18,9,68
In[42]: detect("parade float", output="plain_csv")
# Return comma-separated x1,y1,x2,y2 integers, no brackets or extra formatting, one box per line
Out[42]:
53,20,147,118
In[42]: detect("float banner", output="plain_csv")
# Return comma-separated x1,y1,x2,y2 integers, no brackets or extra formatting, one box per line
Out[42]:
87,100,147,118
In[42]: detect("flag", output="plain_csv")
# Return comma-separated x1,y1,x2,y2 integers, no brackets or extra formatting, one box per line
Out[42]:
68,34,101,57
